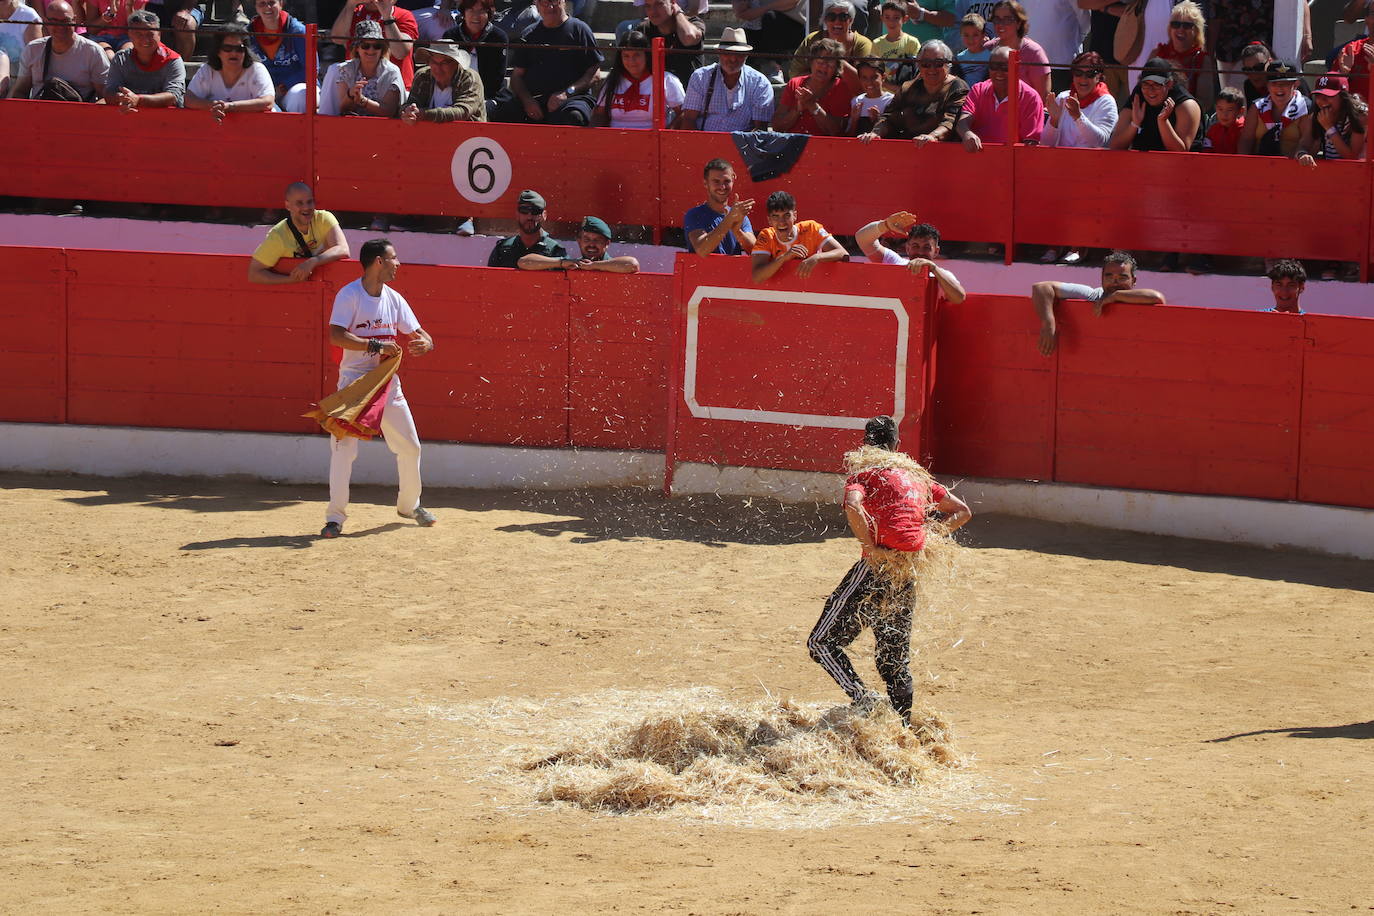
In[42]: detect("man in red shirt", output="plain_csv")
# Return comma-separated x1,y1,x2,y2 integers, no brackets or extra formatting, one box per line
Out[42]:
807,415,972,725
330,0,417,88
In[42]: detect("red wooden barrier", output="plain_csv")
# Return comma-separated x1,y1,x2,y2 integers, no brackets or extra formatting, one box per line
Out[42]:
64,250,323,432
1298,314,1374,510
568,270,673,450
929,294,1056,481
1,247,67,424
667,256,930,479
0,101,308,210
1014,146,1373,265
1053,301,1305,501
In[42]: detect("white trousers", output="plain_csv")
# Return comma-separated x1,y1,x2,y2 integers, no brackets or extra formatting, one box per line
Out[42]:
325,376,422,525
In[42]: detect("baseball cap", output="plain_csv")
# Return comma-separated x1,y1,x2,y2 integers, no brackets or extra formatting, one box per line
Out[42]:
1313,72,1348,96
579,216,611,239
352,18,383,41
1265,60,1300,81
517,189,546,211
1139,57,1172,84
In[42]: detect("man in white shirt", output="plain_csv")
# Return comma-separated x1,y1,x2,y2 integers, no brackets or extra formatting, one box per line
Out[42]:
8,0,109,101
322,239,437,538
855,210,967,304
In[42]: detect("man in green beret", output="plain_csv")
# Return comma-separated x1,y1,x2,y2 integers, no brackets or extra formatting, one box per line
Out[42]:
518,215,641,273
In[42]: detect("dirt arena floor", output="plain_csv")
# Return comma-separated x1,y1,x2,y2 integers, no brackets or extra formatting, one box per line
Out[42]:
2,471,1371,914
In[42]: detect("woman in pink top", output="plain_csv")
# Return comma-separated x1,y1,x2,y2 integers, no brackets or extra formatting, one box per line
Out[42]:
983,0,1049,99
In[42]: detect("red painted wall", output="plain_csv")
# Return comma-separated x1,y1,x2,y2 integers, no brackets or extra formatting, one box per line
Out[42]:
1298,315,1374,509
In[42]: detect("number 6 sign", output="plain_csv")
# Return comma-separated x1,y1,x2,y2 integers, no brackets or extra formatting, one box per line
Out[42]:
450,137,512,205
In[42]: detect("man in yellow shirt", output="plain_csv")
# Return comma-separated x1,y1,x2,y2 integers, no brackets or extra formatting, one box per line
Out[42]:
248,182,351,284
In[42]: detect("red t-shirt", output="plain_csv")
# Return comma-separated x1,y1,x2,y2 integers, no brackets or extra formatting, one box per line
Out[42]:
845,468,948,552
351,4,419,88
781,75,850,135
1204,116,1244,154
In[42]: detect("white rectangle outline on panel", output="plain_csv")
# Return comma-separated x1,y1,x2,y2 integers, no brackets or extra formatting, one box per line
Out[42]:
683,285,909,429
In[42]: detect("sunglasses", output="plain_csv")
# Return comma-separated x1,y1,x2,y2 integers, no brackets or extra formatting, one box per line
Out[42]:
824,11,851,19
221,44,246,52
918,59,951,68
358,41,387,50
991,15,1017,23
1071,67,1102,76
988,62,1008,71
1169,20,1195,29
1241,63,1267,72
517,205,544,215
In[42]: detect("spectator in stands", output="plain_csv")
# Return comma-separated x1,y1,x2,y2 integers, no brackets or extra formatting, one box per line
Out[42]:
983,0,1048,99
1031,250,1165,355
685,158,756,257
248,0,310,114
185,24,274,120
1040,50,1115,264
954,12,990,85
1297,73,1366,165
873,0,922,85
592,29,685,128
1147,1,1206,101
518,216,642,272
400,39,485,122
7,0,108,101
87,0,146,56
0,0,42,84
143,0,198,59
322,19,403,117
1239,60,1312,158
1076,0,1124,99
1236,42,1273,106
773,36,851,134
441,0,507,112
489,189,571,268
248,181,351,284
1209,0,1310,94
1266,259,1305,313
731,0,805,83
847,60,894,134
902,0,956,47
790,0,871,93
751,190,847,282
956,44,1044,149
859,39,968,144
414,0,457,41
1019,0,1086,93
104,10,184,109
490,0,602,126
679,28,775,132
1336,1,1374,90
634,0,703,88
856,210,966,302
1201,86,1246,153
1107,56,1201,151
330,0,418,90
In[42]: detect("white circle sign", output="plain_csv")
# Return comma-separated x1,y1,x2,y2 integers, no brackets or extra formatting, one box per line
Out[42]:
450,136,512,205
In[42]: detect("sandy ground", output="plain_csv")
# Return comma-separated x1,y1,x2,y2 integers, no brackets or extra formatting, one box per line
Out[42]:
2,471,1371,915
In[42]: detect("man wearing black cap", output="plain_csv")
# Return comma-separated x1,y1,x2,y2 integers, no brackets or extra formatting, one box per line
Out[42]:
488,190,570,269
1108,56,1202,152
807,416,971,725
1240,60,1314,158
518,216,641,273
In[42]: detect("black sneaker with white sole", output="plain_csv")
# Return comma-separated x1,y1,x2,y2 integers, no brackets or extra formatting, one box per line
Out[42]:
320,521,342,538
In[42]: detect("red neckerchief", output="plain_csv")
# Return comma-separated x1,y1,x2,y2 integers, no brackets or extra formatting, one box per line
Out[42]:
612,73,652,113
1072,81,1110,107
134,42,180,72
251,10,288,57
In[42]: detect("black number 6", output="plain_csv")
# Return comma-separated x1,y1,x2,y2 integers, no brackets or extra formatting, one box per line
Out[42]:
467,146,496,195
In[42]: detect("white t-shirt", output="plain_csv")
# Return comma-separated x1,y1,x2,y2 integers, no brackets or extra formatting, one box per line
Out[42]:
0,3,40,70
428,84,453,108
19,34,110,99
601,71,685,129
849,91,893,125
329,279,421,377
874,245,909,266
187,62,274,103
1049,90,1118,148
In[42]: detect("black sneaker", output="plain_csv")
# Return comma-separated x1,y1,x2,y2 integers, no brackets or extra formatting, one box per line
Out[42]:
320,521,342,538
401,506,436,527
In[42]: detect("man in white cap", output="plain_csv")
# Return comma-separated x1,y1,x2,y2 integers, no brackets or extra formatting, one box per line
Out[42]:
400,40,485,122
679,27,775,132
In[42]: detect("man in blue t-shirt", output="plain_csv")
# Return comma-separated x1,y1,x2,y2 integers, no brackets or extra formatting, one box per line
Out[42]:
491,0,603,126
683,158,757,257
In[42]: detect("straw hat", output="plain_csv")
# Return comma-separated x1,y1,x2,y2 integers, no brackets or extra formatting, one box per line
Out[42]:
425,39,472,70
716,27,753,52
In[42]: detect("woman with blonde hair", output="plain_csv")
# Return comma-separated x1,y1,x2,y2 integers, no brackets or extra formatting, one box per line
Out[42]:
1148,1,1208,102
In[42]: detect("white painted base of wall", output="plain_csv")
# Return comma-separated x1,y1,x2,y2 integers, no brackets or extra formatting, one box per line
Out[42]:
3,422,1371,560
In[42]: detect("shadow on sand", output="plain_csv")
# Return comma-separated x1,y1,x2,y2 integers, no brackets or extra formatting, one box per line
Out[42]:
1207,722,1374,742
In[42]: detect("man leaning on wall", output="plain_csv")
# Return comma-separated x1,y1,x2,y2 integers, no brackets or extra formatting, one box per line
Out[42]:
248,182,351,285
1030,250,1165,355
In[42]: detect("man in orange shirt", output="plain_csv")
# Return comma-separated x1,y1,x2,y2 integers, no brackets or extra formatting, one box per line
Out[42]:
750,190,848,282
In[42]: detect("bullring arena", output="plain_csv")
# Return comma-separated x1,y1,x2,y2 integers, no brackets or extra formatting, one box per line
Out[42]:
5,38,1374,909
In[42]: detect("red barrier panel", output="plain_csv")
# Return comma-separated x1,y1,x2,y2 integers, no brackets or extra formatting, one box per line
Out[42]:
1014,147,1373,264
0,247,68,424
659,132,1013,246
667,256,930,478
313,119,661,223
1298,314,1374,510
930,294,1056,481
568,270,673,450
387,265,573,446
64,251,324,432
0,101,307,210
1053,302,1305,500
